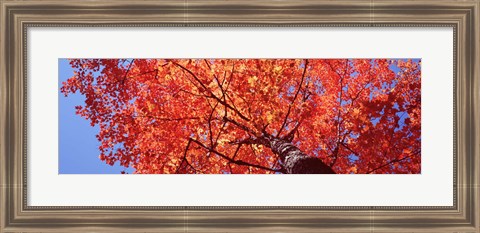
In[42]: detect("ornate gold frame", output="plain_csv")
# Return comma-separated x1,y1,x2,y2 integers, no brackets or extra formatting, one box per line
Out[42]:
1,0,479,232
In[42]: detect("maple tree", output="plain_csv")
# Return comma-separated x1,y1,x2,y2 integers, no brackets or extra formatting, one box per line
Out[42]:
61,58,421,174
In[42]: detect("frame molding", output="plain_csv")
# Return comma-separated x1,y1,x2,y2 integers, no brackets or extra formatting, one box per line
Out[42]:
1,0,478,232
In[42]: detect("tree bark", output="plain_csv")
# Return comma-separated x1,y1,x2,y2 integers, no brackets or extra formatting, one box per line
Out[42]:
266,138,335,174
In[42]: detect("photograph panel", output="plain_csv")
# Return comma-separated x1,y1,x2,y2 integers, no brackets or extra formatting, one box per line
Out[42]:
59,59,421,174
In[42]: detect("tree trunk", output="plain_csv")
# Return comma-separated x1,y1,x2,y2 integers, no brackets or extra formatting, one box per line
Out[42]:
267,138,335,174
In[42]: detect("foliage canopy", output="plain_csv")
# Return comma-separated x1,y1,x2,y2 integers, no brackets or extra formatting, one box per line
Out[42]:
61,59,421,174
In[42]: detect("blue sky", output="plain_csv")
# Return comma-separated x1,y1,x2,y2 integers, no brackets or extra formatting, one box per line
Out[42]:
58,59,133,174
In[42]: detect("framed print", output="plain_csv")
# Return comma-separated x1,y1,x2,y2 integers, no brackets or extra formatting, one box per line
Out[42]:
1,0,479,232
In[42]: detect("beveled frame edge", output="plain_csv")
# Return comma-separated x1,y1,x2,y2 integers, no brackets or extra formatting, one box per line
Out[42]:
1,0,479,232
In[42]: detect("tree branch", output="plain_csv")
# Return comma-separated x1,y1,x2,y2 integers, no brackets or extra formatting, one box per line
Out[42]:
222,116,258,137
277,59,309,137
120,59,135,85
190,138,279,173
135,115,200,122
366,154,416,174
172,61,251,122
175,138,198,174
207,102,220,147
